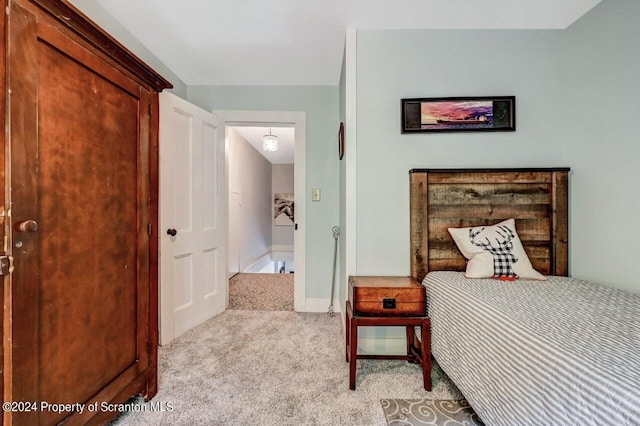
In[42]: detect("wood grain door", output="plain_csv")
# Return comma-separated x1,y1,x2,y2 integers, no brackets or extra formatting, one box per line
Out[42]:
7,1,152,424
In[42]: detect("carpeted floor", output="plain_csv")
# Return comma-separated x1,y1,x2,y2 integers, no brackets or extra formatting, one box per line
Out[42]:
228,273,294,311
110,310,466,425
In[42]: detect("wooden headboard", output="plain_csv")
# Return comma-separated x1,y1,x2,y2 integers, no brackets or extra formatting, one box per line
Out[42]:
409,168,569,282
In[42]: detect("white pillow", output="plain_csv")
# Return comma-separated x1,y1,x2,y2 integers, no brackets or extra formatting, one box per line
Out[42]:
448,218,546,280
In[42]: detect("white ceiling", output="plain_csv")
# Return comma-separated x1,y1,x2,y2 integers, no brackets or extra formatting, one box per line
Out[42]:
233,127,295,164
69,0,601,86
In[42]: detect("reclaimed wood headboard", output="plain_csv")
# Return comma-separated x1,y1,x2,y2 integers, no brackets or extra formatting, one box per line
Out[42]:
409,168,569,283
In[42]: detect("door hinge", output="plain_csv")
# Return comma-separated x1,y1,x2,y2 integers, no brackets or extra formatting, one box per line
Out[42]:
148,223,152,236
0,256,14,276
147,341,152,353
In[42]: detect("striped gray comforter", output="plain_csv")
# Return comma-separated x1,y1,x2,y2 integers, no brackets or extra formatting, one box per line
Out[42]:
424,271,640,426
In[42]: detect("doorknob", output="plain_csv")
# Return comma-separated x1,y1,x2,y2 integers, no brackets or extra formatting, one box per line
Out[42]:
166,228,177,236
17,220,38,232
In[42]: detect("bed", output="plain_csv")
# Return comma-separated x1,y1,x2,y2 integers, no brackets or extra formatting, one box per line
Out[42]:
409,168,640,426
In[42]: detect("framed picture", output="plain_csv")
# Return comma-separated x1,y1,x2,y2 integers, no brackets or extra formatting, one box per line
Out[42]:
274,193,294,226
401,96,515,133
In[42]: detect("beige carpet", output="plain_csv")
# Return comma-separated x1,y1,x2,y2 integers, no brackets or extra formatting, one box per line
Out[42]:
228,273,294,311
110,310,464,425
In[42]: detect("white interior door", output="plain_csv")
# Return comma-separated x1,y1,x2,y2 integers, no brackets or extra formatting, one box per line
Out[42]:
159,92,227,345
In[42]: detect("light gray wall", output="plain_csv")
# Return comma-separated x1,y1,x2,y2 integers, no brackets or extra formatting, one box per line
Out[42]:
70,0,639,295
272,164,295,247
355,29,567,277
228,128,273,271
560,0,640,292
188,86,340,299
354,0,639,294
68,0,187,97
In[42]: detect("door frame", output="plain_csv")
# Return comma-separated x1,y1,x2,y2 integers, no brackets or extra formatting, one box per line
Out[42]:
215,110,306,312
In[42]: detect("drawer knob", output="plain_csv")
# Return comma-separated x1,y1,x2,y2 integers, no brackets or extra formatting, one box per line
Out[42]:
383,298,396,309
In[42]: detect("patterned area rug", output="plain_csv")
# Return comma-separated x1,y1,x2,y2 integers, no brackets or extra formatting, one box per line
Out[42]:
381,399,484,425
228,272,294,311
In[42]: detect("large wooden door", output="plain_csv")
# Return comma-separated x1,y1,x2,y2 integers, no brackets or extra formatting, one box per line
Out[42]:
7,1,154,424
159,92,227,345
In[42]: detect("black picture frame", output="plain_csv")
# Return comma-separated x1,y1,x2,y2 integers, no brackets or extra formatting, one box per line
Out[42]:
401,96,516,134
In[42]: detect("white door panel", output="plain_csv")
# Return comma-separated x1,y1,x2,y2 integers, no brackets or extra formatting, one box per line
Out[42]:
160,92,227,345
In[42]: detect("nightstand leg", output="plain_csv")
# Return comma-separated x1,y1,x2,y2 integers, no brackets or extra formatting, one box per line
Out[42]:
406,326,415,363
421,319,432,391
349,317,358,390
345,302,350,362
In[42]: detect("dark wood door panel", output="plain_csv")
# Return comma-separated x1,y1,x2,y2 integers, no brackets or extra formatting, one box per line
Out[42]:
37,38,140,409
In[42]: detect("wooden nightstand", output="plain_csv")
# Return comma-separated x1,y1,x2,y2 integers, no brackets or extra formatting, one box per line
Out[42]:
346,276,431,390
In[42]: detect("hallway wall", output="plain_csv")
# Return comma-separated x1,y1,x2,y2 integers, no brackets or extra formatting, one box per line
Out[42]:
227,128,272,272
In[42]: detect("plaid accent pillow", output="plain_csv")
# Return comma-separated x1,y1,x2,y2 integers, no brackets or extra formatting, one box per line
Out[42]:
448,219,546,280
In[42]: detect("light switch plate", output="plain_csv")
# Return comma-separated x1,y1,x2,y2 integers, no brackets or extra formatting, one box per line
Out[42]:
312,188,321,201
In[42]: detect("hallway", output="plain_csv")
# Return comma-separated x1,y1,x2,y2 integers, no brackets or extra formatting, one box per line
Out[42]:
228,273,294,311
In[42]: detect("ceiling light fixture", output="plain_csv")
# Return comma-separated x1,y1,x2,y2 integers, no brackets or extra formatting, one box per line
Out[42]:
262,128,278,152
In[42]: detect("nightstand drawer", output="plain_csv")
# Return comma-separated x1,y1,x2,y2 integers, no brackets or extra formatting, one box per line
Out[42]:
348,276,425,316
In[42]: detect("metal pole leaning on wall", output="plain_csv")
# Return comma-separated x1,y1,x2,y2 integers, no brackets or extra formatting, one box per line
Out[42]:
328,226,340,316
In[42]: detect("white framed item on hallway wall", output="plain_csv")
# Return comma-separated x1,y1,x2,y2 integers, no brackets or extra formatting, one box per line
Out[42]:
274,193,294,226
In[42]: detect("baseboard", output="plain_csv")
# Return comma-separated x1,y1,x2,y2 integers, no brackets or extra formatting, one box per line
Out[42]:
304,297,343,314
242,252,271,273
271,245,294,262
242,248,294,272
